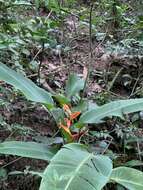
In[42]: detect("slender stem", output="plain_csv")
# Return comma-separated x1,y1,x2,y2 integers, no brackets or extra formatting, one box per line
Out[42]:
82,2,94,97
38,42,44,86
102,138,113,154
137,140,142,171
107,67,123,91
129,68,141,98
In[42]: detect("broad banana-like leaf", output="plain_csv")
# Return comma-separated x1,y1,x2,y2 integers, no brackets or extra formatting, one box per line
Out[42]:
0,141,57,161
66,74,84,98
79,99,143,123
110,167,143,190
40,143,112,190
0,63,53,106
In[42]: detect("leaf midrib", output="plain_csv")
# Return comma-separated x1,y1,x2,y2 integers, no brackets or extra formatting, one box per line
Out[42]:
64,154,93,190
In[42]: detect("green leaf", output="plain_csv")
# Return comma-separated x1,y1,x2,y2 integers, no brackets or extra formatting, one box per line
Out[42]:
46,0,60,12
66,74,84,98
0,141,57,161
79,99,143,123
53,94,70,106
123,160,143,167
50,108,64,124
0,63,53,106
72,100,88,113
40,143,112,190
110,167,143,190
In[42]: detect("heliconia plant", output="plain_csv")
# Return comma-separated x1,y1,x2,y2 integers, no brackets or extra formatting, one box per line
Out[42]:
1,63,143,190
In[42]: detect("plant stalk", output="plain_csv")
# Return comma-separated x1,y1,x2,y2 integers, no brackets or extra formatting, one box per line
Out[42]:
82,2,94,97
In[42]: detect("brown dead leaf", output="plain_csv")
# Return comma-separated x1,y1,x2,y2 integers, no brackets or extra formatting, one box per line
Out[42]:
92,82,102,93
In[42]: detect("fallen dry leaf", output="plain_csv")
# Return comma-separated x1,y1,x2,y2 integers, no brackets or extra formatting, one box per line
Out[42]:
92,82,102,93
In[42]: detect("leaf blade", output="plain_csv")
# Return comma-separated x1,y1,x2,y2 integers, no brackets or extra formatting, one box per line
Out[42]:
66,74,84,98
79,99,143,123
0,141,56,161
0,63,53,106
110,167,143,190
40,143,112,190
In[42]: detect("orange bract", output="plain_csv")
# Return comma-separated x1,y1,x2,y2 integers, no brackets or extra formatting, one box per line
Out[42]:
61,104,82,141
64,118,71,128
63,104,71,113
70,111,81,120
59,123,72,136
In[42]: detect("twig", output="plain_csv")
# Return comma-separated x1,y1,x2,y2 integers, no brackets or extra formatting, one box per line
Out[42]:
27,73,38,78
129,74,141,98
2,157,22,168
129,87,143,97
107,67,123,91
32,48,42,62
102,138,113,154
4,129,18,141
45,10,53,22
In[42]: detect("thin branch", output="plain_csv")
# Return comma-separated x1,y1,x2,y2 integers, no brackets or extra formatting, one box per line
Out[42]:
102,138,113,154
107,67,123,91
2,157,22,168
